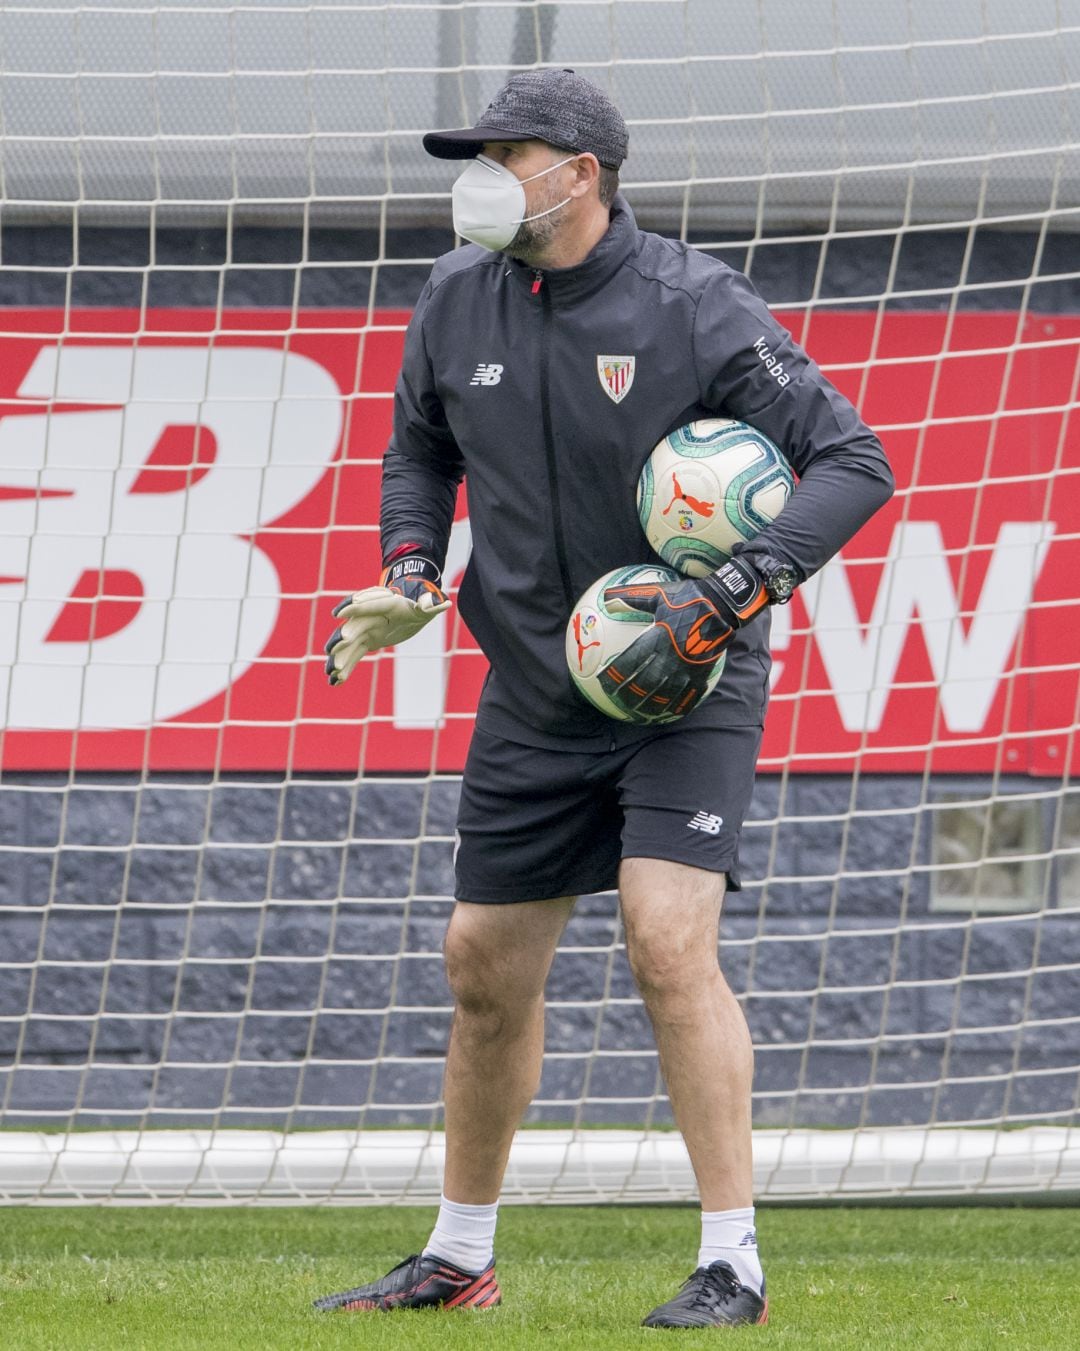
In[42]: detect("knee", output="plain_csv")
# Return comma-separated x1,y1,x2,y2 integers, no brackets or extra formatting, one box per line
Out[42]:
444,929,499,1012
444,927,530,1023
626,933,719,1010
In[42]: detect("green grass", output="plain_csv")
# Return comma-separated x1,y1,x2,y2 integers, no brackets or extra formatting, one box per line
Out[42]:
2,1204,1077,1350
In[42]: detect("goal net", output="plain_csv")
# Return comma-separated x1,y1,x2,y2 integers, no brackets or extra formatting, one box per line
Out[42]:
1,0,1078,1204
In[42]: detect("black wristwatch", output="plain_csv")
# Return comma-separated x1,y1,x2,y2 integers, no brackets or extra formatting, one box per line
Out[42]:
754,555,799,605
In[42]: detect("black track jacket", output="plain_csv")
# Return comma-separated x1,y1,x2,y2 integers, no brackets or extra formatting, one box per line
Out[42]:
381,195,894,749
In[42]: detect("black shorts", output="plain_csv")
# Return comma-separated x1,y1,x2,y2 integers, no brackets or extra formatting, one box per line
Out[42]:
454,722,763,903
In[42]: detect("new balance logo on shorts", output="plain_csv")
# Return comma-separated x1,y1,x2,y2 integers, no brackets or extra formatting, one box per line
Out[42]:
469,363,503,386
687,810,724,835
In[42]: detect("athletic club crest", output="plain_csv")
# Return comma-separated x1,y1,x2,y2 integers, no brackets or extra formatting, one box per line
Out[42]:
597,355,635,404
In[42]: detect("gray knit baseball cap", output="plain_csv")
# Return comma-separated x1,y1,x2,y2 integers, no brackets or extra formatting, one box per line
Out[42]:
423,69,628,170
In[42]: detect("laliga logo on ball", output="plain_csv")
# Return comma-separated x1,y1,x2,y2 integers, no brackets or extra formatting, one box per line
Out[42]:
638,418,795,576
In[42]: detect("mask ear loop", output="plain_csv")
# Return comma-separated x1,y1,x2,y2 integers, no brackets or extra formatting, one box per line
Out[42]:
516,156,577,225
518,154,577,185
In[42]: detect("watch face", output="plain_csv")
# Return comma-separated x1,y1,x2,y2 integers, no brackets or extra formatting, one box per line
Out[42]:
767,565,797,602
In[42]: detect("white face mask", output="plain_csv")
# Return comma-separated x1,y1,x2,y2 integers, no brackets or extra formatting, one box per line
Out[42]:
451,153,575,251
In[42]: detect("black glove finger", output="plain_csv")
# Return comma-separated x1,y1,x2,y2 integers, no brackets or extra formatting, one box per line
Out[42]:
597,656,639,708
598,628,662,691
635,683,696,723
650,669,706,720
323,624,344,656
668,684,702,719
331,595,354,619
602,582,663,617
623,649,666,707
600,648,664,714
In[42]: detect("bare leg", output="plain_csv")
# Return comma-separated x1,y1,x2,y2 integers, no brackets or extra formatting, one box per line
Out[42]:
619,857,753,1211
441,895,576,1203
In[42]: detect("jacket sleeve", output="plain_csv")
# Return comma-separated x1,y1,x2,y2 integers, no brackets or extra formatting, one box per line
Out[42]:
692,267,894,582
379,279,465,570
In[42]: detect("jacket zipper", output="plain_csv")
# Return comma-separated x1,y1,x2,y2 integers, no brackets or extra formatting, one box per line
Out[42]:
536,273,575,609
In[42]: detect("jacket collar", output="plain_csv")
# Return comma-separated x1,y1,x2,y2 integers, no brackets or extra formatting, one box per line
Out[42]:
504,194,639,303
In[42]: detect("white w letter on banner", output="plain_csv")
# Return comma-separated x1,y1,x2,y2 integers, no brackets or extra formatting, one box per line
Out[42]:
801,521,1054,733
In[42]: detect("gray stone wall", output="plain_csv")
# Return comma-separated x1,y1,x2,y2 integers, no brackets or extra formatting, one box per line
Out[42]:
3,221,1080,313
2,771,1077,1130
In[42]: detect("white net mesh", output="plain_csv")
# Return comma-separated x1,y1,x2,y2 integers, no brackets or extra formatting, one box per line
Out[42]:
1,0,1078,1202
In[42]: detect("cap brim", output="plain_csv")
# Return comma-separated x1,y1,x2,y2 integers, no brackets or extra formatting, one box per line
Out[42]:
422,126,537,159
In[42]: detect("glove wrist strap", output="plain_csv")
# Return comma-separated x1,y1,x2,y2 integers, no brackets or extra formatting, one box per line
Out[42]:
700,558,768,625
380,555,442,589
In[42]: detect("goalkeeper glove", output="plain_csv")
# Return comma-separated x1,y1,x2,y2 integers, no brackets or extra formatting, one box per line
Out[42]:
596,557,769,723
324,554,451,687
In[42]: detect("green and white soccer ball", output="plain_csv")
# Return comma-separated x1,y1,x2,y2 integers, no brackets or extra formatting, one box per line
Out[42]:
637,418,795,576
565,563,727,724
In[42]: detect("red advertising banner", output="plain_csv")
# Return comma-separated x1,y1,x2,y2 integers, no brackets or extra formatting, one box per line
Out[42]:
0,307,1076,774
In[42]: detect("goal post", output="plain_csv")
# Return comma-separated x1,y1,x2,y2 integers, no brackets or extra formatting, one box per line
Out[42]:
1,0,1078,1205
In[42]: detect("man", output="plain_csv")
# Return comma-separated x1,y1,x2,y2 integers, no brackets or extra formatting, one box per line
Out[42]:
316,69,893,1328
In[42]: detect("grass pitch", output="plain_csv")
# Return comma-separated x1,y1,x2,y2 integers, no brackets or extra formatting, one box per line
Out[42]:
1,1203,1077,1350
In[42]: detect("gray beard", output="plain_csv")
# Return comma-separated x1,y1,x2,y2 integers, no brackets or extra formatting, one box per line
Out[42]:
502,193,569,266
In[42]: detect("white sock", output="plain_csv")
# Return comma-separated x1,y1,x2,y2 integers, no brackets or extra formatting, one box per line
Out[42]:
698,1207,763,1294
422,1195,499,1274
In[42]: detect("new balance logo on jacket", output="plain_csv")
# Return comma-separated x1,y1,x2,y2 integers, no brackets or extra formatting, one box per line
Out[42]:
687,811,724,835
470,363,503,386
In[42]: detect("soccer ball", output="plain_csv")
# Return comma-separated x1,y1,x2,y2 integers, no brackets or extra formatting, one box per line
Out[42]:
637,418,795,576
565,563,727,724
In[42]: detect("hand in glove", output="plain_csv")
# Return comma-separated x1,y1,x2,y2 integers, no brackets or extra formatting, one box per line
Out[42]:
596,557,768,723
324,555,451,687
